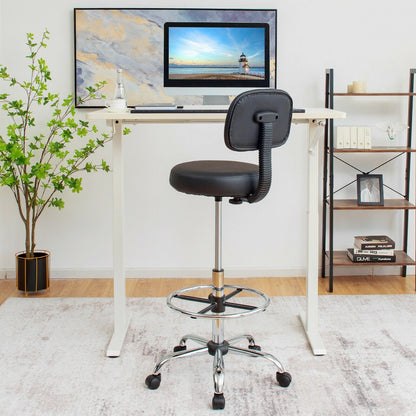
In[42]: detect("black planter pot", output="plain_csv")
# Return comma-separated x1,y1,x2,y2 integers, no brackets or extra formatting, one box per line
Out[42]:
16,251,50,293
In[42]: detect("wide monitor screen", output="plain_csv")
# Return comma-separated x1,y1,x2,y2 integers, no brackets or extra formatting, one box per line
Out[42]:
164,22,269,88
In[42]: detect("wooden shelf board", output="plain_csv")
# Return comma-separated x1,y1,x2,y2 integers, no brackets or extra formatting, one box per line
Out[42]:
332,199,415,210
332,92,416,96
334,146,416,153
326,250,416,266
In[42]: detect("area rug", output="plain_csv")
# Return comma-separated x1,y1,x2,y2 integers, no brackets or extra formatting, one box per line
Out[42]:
0,295,415,416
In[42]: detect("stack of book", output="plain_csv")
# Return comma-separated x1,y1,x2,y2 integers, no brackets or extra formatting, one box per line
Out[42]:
347,235,396,262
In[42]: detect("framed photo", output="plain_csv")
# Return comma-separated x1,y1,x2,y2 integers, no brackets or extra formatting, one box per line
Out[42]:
357,174,384,206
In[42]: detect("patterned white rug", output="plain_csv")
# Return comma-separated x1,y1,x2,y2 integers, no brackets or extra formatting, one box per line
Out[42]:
0,295,415,415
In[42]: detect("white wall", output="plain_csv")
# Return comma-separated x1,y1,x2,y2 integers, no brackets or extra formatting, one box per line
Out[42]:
1,0,416,278
0,0,3,60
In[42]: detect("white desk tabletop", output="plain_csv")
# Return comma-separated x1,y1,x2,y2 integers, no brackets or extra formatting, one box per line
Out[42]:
86,107,345,123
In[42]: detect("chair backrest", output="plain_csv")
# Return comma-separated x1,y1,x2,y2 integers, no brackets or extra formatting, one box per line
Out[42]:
224,89,293,152
224,89,292,204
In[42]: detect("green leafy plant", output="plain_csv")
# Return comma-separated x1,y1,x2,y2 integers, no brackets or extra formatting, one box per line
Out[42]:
0,30,122,257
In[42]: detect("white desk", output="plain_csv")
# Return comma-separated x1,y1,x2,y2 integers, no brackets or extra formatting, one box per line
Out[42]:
87,107,345,357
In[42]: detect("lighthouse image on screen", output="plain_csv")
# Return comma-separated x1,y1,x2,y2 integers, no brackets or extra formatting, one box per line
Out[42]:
166,24,268,82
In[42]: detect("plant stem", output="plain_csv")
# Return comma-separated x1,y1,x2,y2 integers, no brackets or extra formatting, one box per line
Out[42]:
25,209,31,257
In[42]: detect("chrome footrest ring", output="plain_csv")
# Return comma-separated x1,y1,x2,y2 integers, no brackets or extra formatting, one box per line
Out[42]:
167,284,270,319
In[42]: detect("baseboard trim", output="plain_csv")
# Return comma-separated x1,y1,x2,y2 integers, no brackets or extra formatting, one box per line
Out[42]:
1,267,306,279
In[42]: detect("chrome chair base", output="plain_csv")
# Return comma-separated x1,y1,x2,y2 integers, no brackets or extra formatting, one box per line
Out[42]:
145,331,292,410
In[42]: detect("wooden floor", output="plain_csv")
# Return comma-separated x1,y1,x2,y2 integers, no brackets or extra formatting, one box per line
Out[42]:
1,274,415,306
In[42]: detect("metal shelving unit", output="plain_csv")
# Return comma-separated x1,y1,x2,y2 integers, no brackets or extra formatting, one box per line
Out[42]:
322,68,416,292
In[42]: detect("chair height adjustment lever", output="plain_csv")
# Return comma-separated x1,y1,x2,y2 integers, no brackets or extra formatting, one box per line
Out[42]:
229,197,243,204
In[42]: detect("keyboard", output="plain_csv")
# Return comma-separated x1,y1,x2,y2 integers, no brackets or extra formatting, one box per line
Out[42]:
130,105,305,114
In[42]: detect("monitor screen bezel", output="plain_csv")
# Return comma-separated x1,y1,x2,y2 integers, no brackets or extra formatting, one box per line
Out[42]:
164,22,270,89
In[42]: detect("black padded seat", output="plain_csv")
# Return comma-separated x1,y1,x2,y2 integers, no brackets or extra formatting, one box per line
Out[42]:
170,160,259,198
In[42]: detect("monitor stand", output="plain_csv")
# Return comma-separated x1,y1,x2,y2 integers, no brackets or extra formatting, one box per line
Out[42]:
202,95,231,105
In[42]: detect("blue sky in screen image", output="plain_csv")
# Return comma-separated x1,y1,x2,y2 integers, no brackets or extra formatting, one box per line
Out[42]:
169,27,265,67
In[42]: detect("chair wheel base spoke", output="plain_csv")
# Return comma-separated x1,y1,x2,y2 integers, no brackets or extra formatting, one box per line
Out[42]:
212,393,225,410
276,371,292,387
145,373,161,390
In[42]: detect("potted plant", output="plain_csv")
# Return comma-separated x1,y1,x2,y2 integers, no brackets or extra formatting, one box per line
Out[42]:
0,30,125,293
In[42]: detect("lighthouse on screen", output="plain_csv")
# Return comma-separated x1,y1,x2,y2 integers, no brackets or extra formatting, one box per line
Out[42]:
238,53,249,74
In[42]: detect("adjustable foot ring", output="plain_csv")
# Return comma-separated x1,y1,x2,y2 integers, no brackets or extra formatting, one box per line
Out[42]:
167,284,270,319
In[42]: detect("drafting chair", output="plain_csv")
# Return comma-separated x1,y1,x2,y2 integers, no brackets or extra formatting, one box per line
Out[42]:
145,89,293,410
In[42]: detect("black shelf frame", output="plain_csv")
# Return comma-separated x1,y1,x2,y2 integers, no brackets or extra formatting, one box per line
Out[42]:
321,68,416,292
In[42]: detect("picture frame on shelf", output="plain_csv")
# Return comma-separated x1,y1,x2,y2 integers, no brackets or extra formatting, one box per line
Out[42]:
357,174,384,206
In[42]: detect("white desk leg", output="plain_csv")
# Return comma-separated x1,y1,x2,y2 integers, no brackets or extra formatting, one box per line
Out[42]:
107,120,131,357
300,120,326,356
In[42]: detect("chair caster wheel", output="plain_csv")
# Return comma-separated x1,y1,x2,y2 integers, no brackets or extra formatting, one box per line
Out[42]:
212,393,225,410
276,371,292,387
173,345,187,352
145,373,161,390
248,344,261,351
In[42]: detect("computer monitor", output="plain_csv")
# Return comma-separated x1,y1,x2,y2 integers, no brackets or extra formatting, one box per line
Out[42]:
164,22,270,104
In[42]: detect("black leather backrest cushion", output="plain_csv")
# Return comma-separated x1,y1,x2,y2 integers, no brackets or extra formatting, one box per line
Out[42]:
224,89,293,152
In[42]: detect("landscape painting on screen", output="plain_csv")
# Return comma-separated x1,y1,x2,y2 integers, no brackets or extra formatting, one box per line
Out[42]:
74,8,276,106
168,26,266,81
